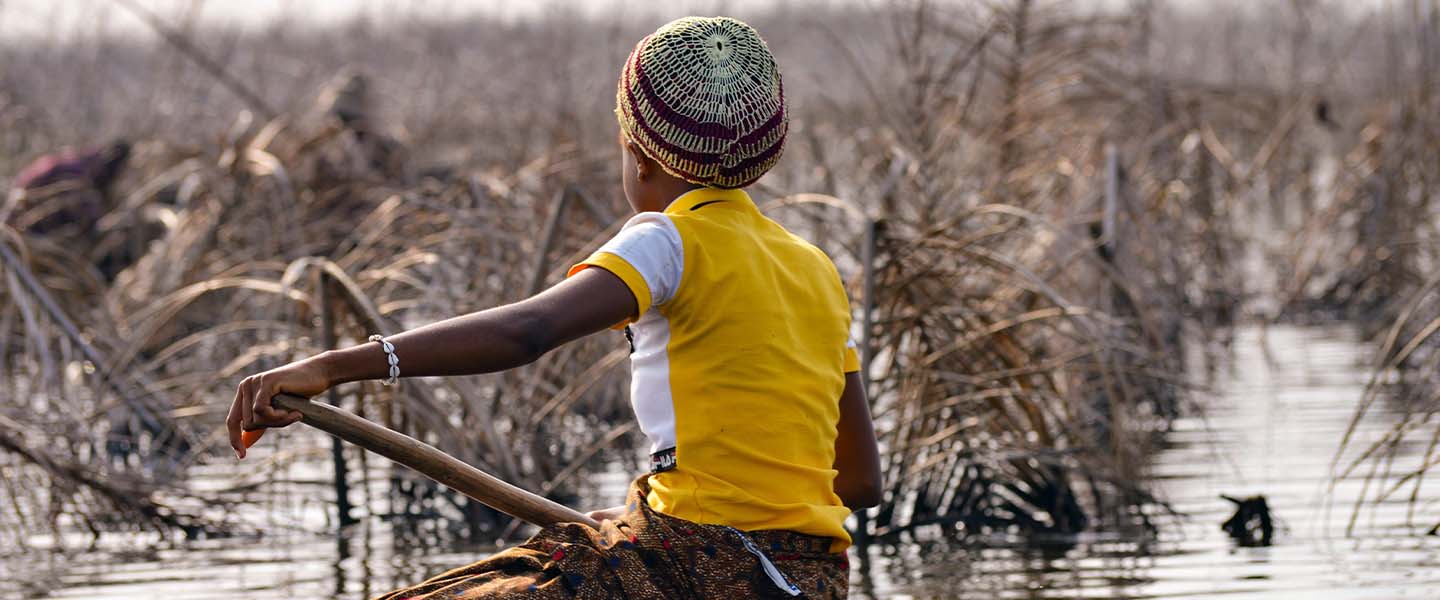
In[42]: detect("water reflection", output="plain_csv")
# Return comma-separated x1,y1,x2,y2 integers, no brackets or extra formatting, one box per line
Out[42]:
22,325,1440,599
848,325,1440,599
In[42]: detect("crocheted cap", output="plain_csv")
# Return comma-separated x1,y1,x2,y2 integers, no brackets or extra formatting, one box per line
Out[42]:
616,16,787,189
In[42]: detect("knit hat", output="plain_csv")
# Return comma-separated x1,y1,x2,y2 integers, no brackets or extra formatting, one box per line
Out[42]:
616,16,787,189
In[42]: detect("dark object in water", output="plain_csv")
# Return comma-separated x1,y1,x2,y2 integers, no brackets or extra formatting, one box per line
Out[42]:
1221,494,1274,546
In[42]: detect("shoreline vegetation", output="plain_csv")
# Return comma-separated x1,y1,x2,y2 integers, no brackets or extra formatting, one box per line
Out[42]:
0,0,1435,579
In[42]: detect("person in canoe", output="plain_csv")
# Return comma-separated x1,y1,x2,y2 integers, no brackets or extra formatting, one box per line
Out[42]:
226,15,881,599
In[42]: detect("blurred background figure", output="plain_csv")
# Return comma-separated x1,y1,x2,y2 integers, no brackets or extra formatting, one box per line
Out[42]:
4,140,131,238
313,69,408,181
320,69,373,131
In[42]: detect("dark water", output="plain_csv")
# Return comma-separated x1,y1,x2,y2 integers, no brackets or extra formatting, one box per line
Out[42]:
10,325,1440,599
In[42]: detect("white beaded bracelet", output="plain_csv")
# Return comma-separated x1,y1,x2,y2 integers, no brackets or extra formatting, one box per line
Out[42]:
368,334,400,385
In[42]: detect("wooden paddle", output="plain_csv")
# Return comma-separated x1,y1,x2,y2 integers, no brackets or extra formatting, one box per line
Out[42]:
248,392,600,529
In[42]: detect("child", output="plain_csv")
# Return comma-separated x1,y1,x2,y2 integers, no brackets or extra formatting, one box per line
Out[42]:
227,16,880,599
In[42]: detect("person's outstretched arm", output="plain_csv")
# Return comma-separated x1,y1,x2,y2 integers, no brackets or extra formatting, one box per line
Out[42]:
226,267,636,458
832,371,882,509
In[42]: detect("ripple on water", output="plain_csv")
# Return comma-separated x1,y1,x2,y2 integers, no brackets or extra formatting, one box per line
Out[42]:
9,325,1439,599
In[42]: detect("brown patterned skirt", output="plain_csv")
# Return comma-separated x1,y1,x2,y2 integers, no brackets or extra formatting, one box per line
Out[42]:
376,477,848,599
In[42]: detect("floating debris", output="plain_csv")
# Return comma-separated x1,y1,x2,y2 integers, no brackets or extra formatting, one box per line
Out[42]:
1221,494,1274,547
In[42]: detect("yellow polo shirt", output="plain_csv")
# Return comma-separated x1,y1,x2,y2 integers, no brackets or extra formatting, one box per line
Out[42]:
568,187,860,551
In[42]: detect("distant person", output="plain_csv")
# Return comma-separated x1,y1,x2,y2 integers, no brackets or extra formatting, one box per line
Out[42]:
313,70,406,180
228,16,879,599
5,140,130,237
319,70,372,131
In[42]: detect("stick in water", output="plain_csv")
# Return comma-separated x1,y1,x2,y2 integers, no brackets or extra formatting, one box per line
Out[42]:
245,393,600,529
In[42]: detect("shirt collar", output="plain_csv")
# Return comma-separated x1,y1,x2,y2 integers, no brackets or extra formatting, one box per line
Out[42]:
662,187,756,215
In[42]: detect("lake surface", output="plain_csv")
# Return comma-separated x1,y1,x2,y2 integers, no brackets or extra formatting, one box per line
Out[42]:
9,324,1439,599
849,324,1440,599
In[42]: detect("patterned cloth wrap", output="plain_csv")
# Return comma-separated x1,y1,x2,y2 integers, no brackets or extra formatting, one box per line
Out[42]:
615,16,787,189
376,477,848,599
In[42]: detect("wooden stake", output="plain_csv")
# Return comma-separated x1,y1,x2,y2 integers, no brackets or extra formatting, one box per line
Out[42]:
317,275,356,527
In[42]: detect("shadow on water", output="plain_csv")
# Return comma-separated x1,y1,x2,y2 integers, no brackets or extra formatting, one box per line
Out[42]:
11,325,1440,599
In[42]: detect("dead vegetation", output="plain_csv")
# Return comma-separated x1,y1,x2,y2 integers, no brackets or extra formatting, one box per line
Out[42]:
0,0,1435,558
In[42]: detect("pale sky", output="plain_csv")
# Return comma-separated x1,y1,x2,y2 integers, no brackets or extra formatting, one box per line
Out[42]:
0,0,1394,42
0,0,799,41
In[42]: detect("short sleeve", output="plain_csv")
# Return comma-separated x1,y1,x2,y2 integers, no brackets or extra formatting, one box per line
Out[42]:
843,337,861,373
567,212,684,325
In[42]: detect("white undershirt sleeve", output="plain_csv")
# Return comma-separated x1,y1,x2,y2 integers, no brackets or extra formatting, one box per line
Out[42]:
593,212,685,308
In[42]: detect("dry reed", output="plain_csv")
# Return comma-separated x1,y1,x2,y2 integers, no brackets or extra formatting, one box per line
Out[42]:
1,0,1434,560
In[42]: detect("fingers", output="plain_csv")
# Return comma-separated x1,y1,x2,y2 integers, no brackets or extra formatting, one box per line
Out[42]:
227,384,246,460
239,376,255,434
230,374,305,461
251,375,284,423
249,375,304,427
284,410,304,426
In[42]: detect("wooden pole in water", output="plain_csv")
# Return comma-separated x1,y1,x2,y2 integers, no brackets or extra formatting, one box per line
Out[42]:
270,393,600,529
1102,143,1131,478
317,275,357,528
